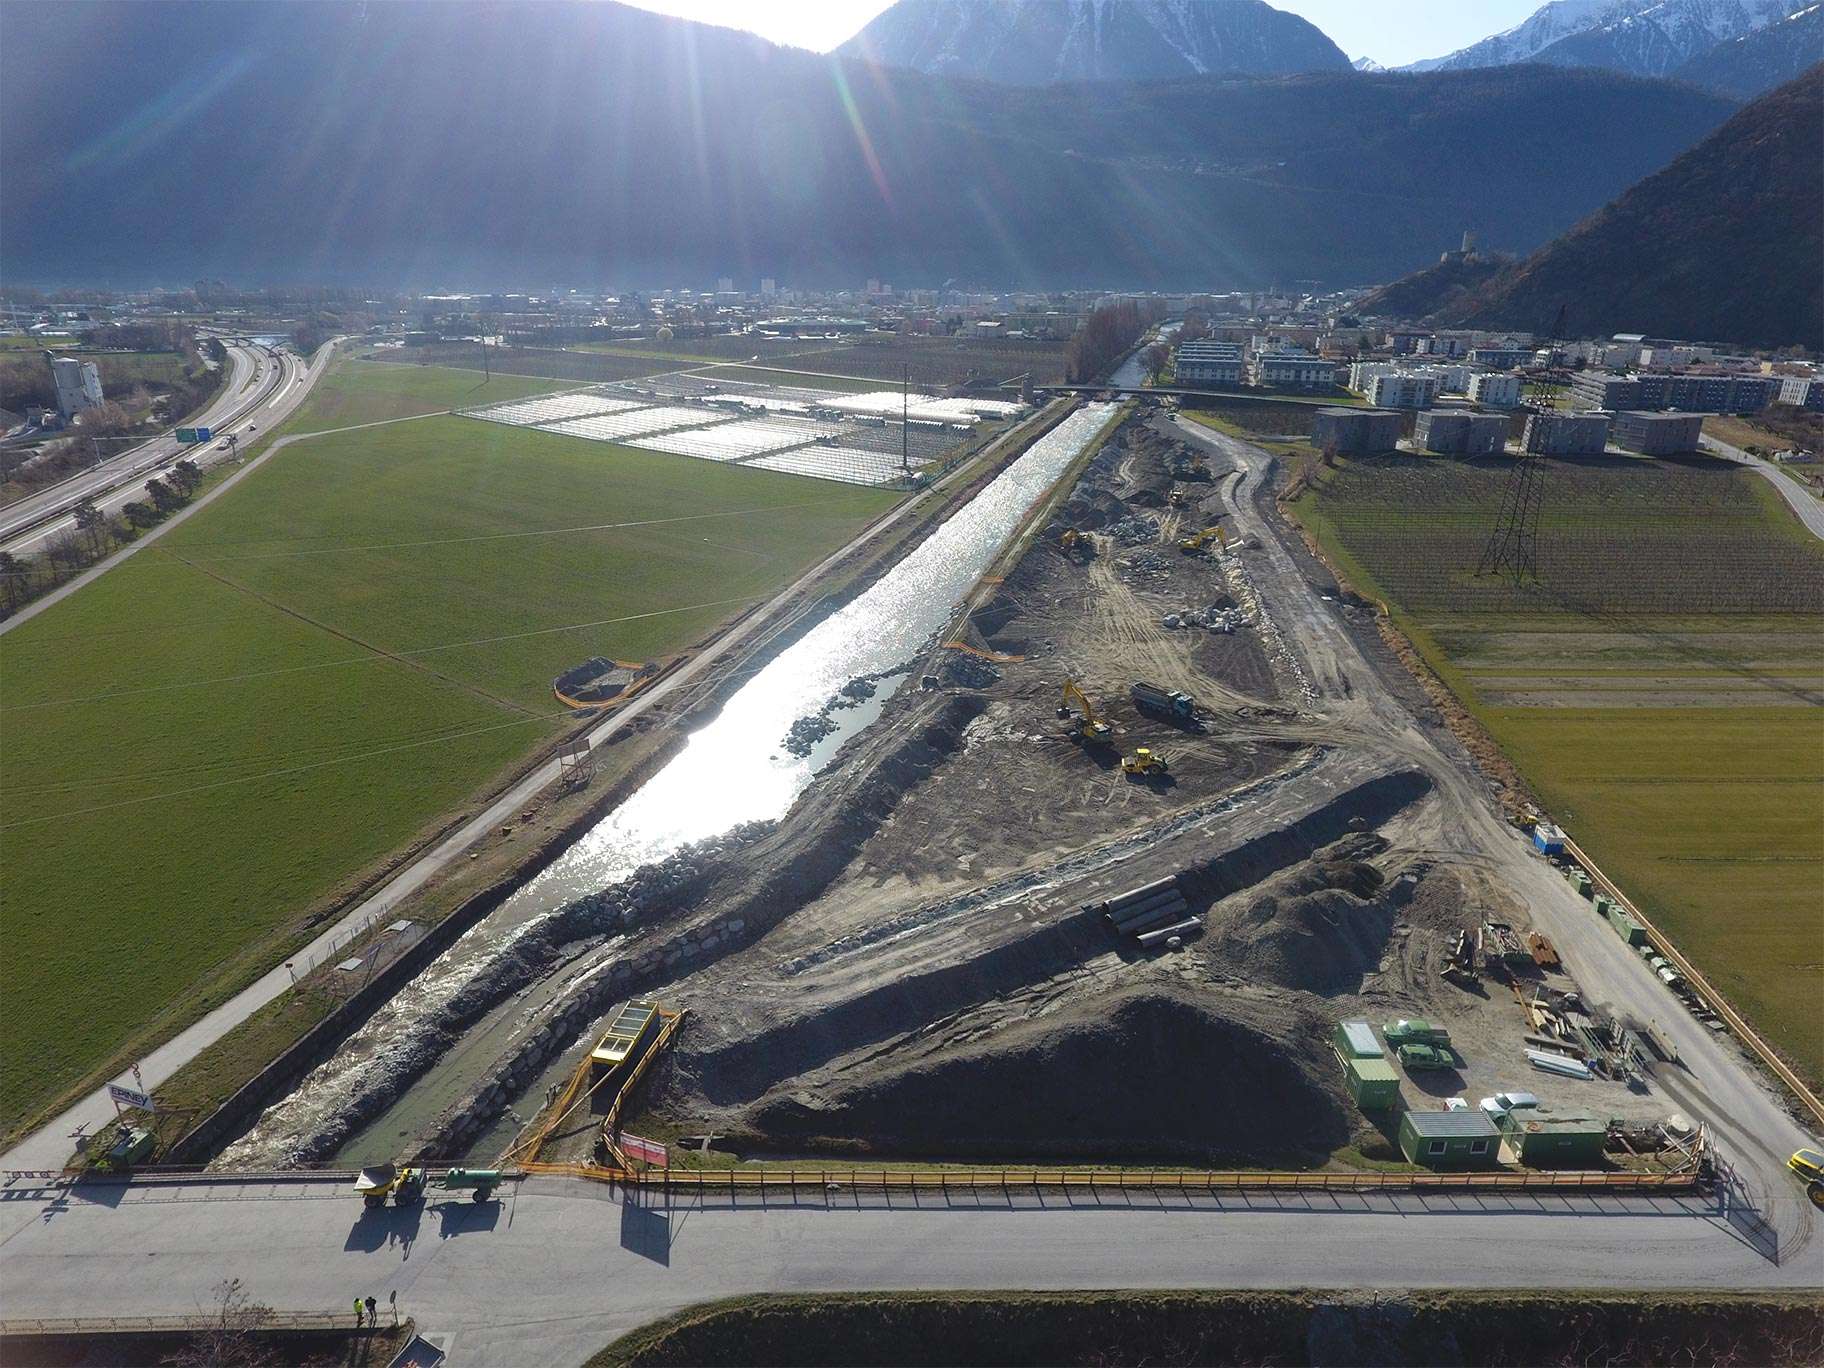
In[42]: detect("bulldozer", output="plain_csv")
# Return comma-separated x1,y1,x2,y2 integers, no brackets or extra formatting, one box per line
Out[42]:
1177,524,1228,555
1056,527,1095,560
1060,679,1113,746
1121,748,1168,777
354,1163,425,1209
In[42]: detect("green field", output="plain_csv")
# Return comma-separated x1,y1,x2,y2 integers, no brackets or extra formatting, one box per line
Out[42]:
286,357,572,432
0,405,897,1133
1285,451,1824,1085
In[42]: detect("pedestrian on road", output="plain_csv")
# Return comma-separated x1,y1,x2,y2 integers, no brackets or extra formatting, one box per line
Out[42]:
354,1297,363,1326
389,1289,398,1326
366,1295,378,1326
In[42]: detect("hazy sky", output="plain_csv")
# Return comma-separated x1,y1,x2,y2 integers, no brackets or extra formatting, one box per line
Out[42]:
617,0,1546,67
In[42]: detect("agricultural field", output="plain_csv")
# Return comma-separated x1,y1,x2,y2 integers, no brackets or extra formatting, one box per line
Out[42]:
0,415,897,1135
1286,451,1824,1084
363,343,692,387
286,357,573,432
782,337,1069,388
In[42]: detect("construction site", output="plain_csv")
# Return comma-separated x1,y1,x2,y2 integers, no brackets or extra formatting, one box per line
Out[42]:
202,396,1786,1193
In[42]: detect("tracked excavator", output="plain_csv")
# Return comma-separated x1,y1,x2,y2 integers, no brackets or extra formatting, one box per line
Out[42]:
1059,679,1113,746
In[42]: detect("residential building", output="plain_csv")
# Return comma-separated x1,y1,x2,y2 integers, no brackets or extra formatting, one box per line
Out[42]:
1611,411,1703,455
1523,411,1610,455
1399,1110,1501,1169
1366,373,1439,410
1414,410,1507,455
1249,349,1336,392
1348,360,1399,393
1310,407,1403,455
47,354,103,418
1778,376,1824,410
1469,372,1523,408
1414,363,1470,394
1469,347,1531,369
1174,340,1244,386
1572,371,1778,414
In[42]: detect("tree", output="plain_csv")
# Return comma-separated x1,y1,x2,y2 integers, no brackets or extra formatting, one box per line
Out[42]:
45,526,87,570
0,550,27,612
164,1277,276,1368
122,500,158,529
170,458,201,495
146,476,178,513
73,497,109,556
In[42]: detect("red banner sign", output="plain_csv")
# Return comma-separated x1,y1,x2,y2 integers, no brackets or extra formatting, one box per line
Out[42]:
618,1131,668,1168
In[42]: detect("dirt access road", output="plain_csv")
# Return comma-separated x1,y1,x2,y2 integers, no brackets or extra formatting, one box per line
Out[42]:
1174,413,1821,1242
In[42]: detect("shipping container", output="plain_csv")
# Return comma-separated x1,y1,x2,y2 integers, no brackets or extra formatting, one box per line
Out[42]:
1399,1110,1500,1169
1333,1020,1383,1059
1345,1056,1401,1111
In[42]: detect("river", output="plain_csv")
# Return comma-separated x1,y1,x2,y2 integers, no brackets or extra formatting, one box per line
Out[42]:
218,403,1119,1168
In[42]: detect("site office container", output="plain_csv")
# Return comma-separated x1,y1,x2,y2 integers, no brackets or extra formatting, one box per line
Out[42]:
1398,1110,1500,1169
1345,1056,1401,1110
1500,1111,1608,1167
1333,1020,1383,1059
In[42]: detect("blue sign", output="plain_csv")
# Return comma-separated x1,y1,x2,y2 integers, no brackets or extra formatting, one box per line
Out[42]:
195,427,213,442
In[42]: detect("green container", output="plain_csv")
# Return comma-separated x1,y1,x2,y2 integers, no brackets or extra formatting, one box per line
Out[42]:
1345,1056,1401,1111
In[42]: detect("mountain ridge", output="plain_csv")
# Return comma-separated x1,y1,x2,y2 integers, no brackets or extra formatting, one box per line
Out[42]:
838,0,1351,84
0,2,1740,290
1434,65,1823,349
1407,0,1792,79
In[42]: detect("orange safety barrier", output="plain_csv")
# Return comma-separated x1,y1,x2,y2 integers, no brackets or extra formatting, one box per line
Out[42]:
519,1161,1698,1195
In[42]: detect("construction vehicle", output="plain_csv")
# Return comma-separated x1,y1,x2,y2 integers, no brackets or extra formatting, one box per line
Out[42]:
1177,525,1227,555
1131,681,1195,722
1121,748,1168,777
1060,680,1113,746
1168,489,1189,507
1169,455,1211,481
1055,527,1094,559
439,1168,503,1202
354,1163,426,1208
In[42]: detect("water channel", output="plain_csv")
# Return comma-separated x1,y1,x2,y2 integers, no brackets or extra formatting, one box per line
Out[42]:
220,402,1119,1167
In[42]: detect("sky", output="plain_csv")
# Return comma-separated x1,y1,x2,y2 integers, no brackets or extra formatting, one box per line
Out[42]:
614,0,1547,67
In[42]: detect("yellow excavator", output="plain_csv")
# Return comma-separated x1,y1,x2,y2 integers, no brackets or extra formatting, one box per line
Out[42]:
1122,748,1169,777
1178,524,1228,555
1061,679,1113,746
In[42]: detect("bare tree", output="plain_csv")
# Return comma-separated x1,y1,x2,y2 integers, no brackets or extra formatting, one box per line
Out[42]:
45,526,87,570
0,550,27,612
163,1278,276,1368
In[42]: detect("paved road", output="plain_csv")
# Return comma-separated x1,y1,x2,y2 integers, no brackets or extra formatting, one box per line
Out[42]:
0,343,288,555
0,1174,1815,1366
0,401,1063,1172
1699,433,1824,539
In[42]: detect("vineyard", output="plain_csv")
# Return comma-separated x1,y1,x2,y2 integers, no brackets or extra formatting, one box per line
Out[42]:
1297,453,1824,615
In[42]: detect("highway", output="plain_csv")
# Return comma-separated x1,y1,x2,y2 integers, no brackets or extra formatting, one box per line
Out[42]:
0,1173,1814,1366
0,340,307,557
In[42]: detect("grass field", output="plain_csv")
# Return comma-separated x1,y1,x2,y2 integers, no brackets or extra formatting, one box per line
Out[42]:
287,358,573,432
89,350,190,390
783,338,1070,387
365,344,689,387
0,406,897,1133
1285,451,1824,1085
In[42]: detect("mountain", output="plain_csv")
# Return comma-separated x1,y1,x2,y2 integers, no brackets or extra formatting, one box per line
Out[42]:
1672,3,1824,96
838,0,1352,83
1436,66,1822,349
1352,57,1387,73
1353,255,1512,320
1408,0,1792,78
0,2,1738,290
1405,0,1619,71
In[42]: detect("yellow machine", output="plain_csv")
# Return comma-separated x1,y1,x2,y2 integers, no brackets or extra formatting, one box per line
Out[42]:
354,1164,425,1208
1177,525,1228,555
1122,748,1168,776
1168,489,1190,507
1056,528,1094,559
1061,679,1113,745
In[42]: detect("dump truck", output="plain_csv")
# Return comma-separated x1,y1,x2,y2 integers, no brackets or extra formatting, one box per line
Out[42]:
1131,682,1195,721
354,1164,426,1208
439,1168,503,1202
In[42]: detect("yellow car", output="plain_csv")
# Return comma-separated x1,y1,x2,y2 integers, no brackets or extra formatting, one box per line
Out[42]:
1790,1148,1824,1209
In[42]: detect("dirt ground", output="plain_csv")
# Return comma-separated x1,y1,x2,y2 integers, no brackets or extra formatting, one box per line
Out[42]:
503,411,1674,1171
